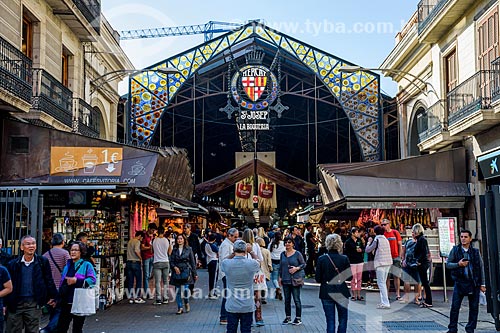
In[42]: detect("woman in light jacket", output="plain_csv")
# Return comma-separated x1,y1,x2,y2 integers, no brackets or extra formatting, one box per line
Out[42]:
170,234,198,314
56,242,96,333
268,231,285,300
365,225,392,309
256,237,272,304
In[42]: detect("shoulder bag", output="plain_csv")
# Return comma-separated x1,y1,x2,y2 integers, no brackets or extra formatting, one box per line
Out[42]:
324,254,342,284
285,252,304,287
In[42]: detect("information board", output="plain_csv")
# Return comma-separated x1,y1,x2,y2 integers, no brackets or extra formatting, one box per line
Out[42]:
438,217,456,257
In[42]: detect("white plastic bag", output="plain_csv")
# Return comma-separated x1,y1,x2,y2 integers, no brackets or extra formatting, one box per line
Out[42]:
479,291,487,306
71,287,97,316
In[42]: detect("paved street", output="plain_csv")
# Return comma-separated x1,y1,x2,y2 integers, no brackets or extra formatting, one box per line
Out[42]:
78,269,498,333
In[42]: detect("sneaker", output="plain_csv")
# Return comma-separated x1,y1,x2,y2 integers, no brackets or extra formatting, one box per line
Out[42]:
148,295,155,300
208,295,218,300
376,303,390,309
220,320,228,325
255,321,265,327
292,318,302,326
134,298,146,304
153,300,162,305
128,299,134,304
163,299,169,304
282,317,292,325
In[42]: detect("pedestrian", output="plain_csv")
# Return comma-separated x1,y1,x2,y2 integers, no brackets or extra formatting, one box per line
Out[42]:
183,223,202,294
56,241,97,333
381,218,403,301
0,259,12,332
0,238,12,266
446,229,485,333
291,226,305,258
126,231,145,303
344,226,365,301
413,223,432,308
399,228,421,304
5,235,57,333
315,233,351,333
152,226,173,305
170,234,198,315
242,229,265,327
40,232,71,333
268,231,285,300
304,222,317,278
219,227,239,325
365,225,392,309
141,223,156,299
221,239,261,333
75,232,95,266
279,236,306,326
256,237,272,304
257,227,270,248
205,233,219,299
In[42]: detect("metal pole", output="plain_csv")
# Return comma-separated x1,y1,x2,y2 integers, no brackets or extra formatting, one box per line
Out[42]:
442,256,448,302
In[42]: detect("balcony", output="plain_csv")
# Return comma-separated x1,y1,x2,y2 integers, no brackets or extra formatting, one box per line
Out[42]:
0,35,32,112
491,57,500,105
74,98,100,138
32,69,73,128
417,0,477,43
447,70,500,136
46,0,101,41
417,100,457,152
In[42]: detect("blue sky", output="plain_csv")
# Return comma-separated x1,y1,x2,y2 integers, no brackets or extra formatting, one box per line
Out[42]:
102,1,417,96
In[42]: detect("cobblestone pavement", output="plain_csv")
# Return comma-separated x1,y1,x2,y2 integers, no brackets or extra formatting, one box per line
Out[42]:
79,270,498,333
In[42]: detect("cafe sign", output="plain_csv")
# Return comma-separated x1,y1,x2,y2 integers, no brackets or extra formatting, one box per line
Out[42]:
51,147,123,176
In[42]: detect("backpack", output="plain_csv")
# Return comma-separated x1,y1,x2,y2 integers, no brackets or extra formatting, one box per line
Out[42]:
404,239,418,267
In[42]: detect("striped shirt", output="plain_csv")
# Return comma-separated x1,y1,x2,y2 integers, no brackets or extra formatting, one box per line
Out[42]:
43,247,71,290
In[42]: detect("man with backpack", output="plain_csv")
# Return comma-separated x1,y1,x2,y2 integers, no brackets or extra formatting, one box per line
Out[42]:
40,233,70,333
399,230,421,304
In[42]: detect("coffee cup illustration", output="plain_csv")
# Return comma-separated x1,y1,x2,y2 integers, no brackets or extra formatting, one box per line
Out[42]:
58,153,77,172
82,153,98,174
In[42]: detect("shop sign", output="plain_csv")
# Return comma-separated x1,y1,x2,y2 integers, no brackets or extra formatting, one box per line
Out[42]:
236,183,252,199
391,202,417,208
438,217,456,257
258,182,274,199
51,147,123,176
478,148,500,180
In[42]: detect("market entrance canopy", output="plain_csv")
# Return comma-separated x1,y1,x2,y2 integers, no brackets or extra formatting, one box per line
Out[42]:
318,148,470,210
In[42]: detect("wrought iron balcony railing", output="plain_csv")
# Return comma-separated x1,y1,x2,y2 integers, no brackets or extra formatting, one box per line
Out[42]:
75,98,100,137
447,70,493,126
32,69,73,127
417,100,447,142
73,0,101,34
0,35,32,104
491,57,500,104
417,0,448,34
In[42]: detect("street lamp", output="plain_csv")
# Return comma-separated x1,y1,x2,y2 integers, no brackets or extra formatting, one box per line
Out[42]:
339,65,440,100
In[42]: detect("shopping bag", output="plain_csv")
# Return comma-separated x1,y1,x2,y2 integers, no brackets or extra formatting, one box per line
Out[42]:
479,291,487,306
253,269,267,291
71,286,97,316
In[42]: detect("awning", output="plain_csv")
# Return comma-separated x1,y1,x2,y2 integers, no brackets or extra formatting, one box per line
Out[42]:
318,148,470,210
137,188,208,215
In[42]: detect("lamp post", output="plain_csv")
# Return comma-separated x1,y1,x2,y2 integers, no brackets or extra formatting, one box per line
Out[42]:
339,65,440,100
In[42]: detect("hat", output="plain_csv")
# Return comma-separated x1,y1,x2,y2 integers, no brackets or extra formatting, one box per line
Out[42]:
233,240,247,253
272,224,279,230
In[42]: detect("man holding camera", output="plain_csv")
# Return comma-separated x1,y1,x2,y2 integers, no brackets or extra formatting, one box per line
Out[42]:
446,229,486,333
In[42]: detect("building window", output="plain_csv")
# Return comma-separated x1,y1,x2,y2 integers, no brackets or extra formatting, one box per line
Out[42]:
62,52,69,87
9,137,29,154
478,7,499,70
445,50,458,93
22,16,32,59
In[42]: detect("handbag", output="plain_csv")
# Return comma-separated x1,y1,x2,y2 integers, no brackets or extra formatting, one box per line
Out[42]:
71,281,96,316
291,275,304,287
172,266,191,284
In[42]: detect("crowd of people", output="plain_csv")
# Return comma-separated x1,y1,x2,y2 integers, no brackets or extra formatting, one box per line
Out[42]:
0,218,488,333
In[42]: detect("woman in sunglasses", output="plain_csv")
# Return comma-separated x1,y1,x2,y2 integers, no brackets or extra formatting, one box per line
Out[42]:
278,236,306,326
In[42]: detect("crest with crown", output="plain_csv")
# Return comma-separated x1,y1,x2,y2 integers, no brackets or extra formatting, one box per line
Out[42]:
245,46,265,65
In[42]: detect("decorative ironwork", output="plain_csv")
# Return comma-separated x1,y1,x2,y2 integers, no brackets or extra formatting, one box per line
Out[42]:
418,100,446,142
447,70,493,126
491,57,500,104
73,0,101,34
75,98,100,137
417,0,449,34
0,35,32,104
32,69,73,127
130,21,381,161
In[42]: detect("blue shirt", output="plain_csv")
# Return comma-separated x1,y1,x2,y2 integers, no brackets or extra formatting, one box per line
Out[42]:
221,256,260,313
0,266,11,308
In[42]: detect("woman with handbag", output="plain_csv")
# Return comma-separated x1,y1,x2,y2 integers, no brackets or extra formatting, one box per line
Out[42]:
315,233,351,333
56,241,96,333
170,234,198,315
278,236,306,326
242,229,265,327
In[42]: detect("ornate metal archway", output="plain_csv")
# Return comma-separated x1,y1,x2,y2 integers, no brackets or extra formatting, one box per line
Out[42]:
129,21,382,161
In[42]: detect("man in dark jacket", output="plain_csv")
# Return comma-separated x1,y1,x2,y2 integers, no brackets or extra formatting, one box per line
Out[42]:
6,235,57,333
183,224,201,294
446,229,486,333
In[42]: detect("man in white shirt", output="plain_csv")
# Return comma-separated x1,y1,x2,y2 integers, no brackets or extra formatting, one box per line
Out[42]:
152,226,173,305
219,228,239,325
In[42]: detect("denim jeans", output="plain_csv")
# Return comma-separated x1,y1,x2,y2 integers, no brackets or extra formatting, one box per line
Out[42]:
220,276,228,320
207,260,218,295
153,262,170,301
175,284,190,309
282,284,302,318
448,284,480,333
40,304,62,332
321,298,348,333
227,312,253,333
376,265,390,306
127,261,142,298
270,262,280,289
143,257,154,295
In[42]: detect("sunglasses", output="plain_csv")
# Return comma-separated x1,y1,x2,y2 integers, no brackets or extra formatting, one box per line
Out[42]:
285,240,293,244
